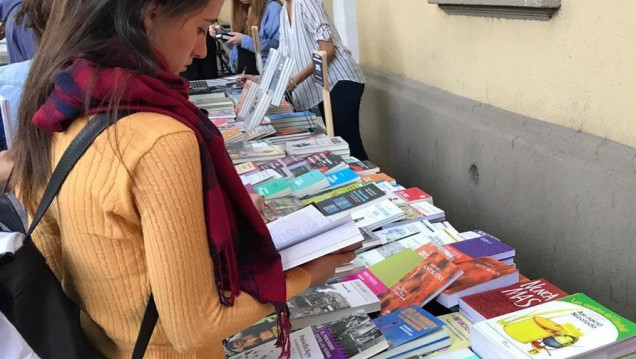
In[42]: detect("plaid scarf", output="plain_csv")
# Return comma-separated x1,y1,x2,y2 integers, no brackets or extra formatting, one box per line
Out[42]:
32,48,291,356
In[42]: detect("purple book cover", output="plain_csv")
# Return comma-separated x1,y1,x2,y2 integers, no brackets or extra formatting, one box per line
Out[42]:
450,236,515,260
314,327,348,359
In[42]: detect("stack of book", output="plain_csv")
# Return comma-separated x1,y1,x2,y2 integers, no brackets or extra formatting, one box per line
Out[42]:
265,111,326,133
190,86,636,359
226,140,286,164
286,135,350,157
471,293,636,359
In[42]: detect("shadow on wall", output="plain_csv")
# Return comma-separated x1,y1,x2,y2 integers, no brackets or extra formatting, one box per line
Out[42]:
360,67,636,321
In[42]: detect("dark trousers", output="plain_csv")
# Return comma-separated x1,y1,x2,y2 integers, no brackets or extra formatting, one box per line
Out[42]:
319,81,368,161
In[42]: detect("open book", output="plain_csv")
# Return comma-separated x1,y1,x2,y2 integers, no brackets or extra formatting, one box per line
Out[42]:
267,205,350,251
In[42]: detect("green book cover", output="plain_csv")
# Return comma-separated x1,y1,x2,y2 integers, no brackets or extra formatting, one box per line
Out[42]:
369,249,424,288
254,178,291,198
473,293,636,358
300,183,362,205
288,170,327,193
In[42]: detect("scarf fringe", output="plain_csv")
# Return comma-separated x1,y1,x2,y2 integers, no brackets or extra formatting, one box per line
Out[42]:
274,303,292,359
215,250,241,306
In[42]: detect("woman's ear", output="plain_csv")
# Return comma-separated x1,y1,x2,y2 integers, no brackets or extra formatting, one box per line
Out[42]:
142,2,161,36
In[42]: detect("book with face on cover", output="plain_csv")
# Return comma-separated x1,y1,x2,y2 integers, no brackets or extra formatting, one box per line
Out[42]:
459,279,568,323
379,245,464,315
288,279,381,329
436,257,520,308
471,293,636,359
372,306,450,359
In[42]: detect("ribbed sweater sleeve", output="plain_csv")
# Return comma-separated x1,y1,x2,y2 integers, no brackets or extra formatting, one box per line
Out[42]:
131,131,311,352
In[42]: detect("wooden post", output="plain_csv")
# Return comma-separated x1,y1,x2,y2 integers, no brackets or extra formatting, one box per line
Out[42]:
312,51,334,137
251,25,264,75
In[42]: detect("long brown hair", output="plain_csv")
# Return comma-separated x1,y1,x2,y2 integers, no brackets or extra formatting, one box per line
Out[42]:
11,0,211,213
231,0,278,34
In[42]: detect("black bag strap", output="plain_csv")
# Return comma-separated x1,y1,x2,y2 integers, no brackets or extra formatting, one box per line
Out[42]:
22,111,158,359
26,112,126,237
132,294,158,359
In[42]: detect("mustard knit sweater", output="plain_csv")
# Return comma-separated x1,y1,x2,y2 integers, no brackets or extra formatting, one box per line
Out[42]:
30,113,311,359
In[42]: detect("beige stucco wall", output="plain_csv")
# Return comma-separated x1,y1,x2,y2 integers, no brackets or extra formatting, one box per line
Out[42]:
356,0,636,149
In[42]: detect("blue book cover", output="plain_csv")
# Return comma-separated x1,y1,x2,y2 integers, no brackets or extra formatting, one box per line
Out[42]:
372,306,445,350
327,168,360,188
289,170,328,193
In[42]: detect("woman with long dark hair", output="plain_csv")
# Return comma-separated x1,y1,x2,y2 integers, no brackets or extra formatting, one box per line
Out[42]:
11,0,354,357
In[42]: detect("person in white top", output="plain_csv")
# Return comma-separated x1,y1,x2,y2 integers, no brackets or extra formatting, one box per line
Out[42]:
240,0,368,160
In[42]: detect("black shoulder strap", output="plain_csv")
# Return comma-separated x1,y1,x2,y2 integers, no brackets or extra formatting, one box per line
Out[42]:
22,111,158,359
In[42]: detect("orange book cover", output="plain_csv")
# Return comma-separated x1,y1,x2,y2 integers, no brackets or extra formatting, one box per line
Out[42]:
380,248,463,315
443,257,518,295
361,173,396,185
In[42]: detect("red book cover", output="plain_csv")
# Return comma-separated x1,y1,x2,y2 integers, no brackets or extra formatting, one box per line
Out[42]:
380,248,463,315
443,257,518,295
442,244,473,264
460,278,568,320
393,188,433,204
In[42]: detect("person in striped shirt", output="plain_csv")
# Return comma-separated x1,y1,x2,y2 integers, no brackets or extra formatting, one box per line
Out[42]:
239,0,368,160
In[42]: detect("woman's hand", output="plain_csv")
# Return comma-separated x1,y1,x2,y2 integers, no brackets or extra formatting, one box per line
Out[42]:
227,32,244,46
208,25,217,37
300,249,358,287
236,74,260,87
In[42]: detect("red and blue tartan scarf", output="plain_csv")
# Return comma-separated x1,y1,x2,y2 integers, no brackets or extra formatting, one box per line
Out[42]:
32,50,292,356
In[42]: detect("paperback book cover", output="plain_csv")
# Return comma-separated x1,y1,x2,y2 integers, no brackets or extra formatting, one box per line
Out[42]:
253,178,292,199
312,310,388,359
349,200,405,230
380,247,463,315
471,293,636,359
449,235,516,262
389,187,434,206
234,162,258,176
373,306,448,359
361,173,396,185
423,313,472,357
313,184,386,217
224,316,279,357
427,348,479,359
289,170,329,196
344,249,424,296
300,183,362,205
310,154,347,174
263,196,305,222
459,279,568,322
403,202,446,222
346,157,380,175
327,168,361,188
288,279,380,329
437,257,520,308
